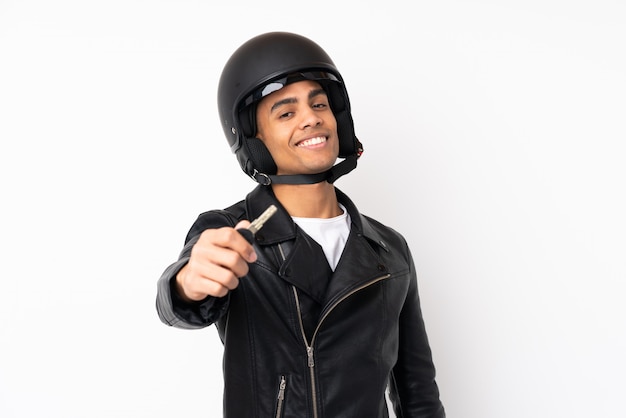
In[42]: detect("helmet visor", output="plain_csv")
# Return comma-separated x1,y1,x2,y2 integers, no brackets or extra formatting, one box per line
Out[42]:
238,71,340,110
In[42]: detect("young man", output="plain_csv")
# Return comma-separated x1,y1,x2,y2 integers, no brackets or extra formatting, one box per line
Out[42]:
156,31,445,417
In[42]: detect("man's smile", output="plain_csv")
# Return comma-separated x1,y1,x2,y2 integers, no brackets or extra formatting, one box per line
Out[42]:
296,136,328,147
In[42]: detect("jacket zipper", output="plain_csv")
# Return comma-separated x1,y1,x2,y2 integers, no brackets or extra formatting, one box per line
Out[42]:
275,375,286,418
291,272,391,418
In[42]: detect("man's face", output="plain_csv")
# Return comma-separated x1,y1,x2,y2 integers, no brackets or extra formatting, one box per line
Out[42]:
255,80,339,176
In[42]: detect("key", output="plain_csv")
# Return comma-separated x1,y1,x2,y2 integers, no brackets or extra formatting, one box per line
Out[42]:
237,205,278,244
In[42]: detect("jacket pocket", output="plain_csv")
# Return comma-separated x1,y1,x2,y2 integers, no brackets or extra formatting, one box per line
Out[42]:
275,375,287,418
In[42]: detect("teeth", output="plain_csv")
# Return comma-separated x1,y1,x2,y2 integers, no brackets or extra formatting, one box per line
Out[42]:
297,137,326,147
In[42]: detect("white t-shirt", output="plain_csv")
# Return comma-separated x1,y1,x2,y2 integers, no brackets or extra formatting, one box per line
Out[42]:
291,204,351,271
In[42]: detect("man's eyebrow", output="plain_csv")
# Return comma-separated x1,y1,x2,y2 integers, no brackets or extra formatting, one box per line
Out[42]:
309,88,327,100
269,88,328,113
270,97,296,113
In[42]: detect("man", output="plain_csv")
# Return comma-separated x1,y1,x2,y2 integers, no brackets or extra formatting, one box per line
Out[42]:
156,31,445,417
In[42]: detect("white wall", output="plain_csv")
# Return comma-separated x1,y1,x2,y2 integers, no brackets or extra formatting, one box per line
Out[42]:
1,1,624,417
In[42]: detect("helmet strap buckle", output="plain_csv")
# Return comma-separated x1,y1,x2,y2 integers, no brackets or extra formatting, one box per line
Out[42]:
252,170,272,185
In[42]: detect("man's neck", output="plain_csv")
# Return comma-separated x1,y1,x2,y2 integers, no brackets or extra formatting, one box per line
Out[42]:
271,182,341,219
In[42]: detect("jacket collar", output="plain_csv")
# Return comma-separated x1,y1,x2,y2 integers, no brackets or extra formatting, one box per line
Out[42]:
244,184,388,253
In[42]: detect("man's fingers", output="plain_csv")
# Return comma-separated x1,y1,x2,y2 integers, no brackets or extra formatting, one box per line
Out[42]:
199,226,257,263
176,224,259,301
188,254,246,288
191,239,251,278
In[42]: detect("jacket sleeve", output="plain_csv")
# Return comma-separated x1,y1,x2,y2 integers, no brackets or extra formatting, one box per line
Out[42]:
388,244,446,417
155,210,238,329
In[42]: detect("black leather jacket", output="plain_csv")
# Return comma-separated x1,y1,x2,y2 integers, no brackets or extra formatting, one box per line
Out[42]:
156,185,445,418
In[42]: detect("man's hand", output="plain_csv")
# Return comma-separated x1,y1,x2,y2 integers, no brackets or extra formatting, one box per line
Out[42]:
175,220,257,301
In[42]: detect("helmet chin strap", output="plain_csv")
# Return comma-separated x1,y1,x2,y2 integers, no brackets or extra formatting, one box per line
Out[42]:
253,154,358,186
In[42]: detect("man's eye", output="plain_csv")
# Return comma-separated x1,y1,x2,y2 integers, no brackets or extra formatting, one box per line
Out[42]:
313,103,328,109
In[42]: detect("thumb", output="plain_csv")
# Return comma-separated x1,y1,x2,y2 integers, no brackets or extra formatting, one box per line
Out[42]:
235,220,251,230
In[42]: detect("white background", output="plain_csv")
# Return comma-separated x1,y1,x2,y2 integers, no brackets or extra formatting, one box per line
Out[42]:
1,1,625,417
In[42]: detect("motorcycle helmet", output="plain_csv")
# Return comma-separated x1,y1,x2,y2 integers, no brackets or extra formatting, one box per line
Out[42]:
217,31,363,185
